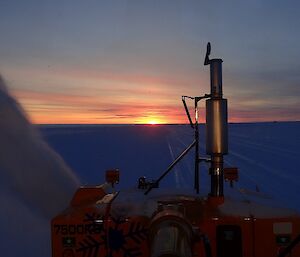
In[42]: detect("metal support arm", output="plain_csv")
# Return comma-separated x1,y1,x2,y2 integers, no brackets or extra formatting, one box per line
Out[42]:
144,140,196,195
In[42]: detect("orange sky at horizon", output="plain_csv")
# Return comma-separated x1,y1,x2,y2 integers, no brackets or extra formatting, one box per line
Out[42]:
4,65,202,124
11,86,299,125
3,64,298,125
11,86,186,124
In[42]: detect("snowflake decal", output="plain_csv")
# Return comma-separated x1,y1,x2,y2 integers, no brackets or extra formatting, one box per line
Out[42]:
76,213,148,257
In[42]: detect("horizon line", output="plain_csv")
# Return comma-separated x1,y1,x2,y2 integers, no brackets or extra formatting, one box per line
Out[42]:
36,120,300,126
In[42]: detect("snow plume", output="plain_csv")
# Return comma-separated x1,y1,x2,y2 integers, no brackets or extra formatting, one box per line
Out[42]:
0,75,79,257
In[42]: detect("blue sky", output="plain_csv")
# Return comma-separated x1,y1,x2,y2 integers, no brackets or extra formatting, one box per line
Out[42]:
0,0,299,123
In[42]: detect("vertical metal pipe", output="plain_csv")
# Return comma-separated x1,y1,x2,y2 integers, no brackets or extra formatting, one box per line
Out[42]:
206,58,228,197
210,156,224,196
206,99,228,155
194,99,199,194
210,59,223,99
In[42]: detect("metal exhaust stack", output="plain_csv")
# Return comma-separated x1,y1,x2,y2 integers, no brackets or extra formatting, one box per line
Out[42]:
204,43,228,197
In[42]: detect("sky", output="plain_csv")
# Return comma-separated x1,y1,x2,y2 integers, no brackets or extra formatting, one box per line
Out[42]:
0,0,299,124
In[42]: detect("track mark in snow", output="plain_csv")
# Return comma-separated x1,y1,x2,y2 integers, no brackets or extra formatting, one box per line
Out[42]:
168,140,187,188
231,136,299,159
229,149,300,188
167,140,181,188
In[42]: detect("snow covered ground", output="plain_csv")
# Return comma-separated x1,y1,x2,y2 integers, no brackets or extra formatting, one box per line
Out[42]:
1,122,300,257
40,122,300,212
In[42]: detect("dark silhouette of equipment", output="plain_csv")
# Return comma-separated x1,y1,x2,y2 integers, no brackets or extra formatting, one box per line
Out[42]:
145,42,229,197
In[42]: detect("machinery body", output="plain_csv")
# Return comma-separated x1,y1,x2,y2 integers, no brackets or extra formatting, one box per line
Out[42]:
52,185,300,257
51,43,300,257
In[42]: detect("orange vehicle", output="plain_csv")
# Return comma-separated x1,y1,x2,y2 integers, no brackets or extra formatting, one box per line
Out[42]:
51,43,300,257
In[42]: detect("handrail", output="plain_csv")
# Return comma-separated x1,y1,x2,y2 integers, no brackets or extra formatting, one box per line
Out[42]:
182,96,194,129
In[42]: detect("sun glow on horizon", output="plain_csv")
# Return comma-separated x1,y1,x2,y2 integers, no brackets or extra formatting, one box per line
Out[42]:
137,117,167,125
148,120,158,125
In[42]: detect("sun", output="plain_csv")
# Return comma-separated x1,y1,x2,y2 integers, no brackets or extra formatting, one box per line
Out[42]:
148,120,158,125
138,116,166,125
